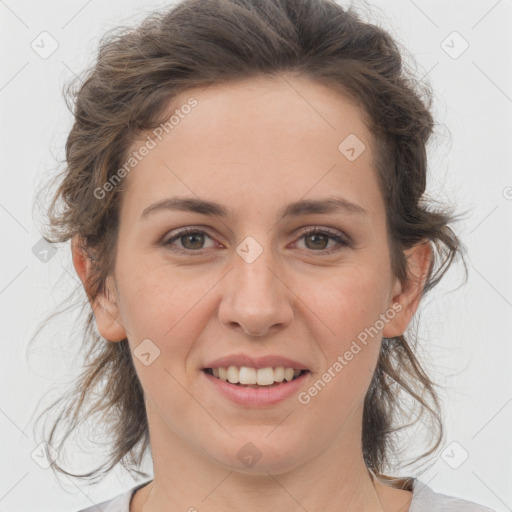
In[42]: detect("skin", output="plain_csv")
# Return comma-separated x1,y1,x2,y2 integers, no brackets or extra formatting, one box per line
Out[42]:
73,73,431,512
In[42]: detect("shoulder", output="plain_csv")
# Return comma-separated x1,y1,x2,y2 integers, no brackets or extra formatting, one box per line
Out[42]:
76,481,152,512
410,478,497,512
75,477,497,512
76,491,130,512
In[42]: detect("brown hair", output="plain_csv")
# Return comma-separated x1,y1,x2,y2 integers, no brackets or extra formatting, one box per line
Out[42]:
32,0,468,484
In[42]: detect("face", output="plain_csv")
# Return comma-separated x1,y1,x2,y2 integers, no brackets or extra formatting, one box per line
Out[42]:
77,74,428,476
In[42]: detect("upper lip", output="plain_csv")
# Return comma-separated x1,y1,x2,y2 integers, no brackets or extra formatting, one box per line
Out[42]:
203,353,310,371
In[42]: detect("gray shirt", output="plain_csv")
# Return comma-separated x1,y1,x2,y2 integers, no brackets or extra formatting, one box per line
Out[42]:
77,478,497,511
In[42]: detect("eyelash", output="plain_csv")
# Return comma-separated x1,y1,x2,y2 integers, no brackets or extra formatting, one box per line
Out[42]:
161,226,351,255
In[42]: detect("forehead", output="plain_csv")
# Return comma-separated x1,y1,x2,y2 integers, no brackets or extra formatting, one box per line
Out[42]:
119,74,382,221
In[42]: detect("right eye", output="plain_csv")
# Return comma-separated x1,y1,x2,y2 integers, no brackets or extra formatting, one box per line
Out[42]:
162,227,218,254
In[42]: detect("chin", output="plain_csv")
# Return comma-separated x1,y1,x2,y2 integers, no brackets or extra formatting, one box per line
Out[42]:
207,436,307,475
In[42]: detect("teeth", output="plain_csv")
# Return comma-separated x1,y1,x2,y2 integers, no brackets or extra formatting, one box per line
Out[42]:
227,365,239,384
255,367,274,386
274,366,285,382
239,366,257,385
284,368,295,382
208,365,304,386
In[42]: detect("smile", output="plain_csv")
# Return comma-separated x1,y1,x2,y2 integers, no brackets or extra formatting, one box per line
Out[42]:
202,367,311,406
203,366,309,387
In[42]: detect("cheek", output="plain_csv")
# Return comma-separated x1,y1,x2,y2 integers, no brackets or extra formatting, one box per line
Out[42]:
115,259,219,372
307,264,391,348
115,262,212,401
302,305,382,428
300,266,388,409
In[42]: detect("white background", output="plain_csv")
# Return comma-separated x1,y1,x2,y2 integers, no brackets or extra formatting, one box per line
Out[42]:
0,0,511,511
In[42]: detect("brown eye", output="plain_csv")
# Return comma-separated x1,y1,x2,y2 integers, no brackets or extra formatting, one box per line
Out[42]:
296,227,350,254
180,232,206,250
163,228,216,253
304,232,330,250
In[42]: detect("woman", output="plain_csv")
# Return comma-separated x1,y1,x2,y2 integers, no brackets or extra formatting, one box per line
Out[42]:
34,0,496,510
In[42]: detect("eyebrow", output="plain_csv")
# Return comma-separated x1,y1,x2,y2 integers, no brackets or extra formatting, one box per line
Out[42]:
140,195,368,221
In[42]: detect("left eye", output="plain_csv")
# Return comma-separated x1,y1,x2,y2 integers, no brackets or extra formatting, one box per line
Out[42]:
295,228,349,253
162,227,349,254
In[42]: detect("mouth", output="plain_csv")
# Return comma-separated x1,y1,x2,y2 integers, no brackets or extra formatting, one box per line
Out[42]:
202,367,310,388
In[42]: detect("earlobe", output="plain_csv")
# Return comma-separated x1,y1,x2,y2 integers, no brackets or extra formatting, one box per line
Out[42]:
92,276,128,342
71,236,127,342
382,240,432,339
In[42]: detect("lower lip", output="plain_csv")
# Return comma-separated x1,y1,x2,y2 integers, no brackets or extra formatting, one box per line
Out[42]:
202,370,310,406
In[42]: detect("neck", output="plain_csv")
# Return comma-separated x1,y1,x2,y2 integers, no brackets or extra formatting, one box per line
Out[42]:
135,402,388,512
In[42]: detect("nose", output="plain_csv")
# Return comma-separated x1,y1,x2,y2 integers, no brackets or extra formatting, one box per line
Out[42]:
217,242,294,337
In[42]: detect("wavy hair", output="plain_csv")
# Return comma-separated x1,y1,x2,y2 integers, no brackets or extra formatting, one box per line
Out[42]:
31,0,468,484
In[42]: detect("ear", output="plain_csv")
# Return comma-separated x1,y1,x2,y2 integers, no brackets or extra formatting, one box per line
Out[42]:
382,239,432,338
71,235,127,342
